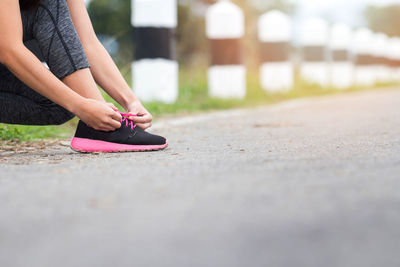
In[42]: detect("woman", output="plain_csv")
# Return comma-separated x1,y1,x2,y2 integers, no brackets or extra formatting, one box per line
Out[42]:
0,0,168,152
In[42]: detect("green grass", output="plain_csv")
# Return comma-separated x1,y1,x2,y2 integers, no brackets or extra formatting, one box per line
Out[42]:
0,123,74,141
1,66,397,141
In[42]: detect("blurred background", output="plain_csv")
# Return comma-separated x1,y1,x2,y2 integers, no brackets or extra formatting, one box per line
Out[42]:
2,0,400,140
86,0,400,70
86,0,400,110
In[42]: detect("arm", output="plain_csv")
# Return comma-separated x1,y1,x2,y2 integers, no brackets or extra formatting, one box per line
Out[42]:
67,0,153,129
0,0,121,131
0,0,83,115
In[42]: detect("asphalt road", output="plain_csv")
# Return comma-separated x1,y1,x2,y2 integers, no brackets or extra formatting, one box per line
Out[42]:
1,89,400,267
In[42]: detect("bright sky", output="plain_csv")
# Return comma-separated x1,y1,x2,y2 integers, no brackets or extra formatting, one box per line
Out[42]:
296,0,400,6
292,0,400,26
85,0,400,27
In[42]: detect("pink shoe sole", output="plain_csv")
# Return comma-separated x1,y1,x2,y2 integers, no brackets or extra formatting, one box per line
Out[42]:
70,137,168,153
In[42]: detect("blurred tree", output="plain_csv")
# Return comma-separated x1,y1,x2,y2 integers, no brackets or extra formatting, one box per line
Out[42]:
250,0,297,15
87,0,133,67
176,3,207,65
88,0,208,67
365,5,400,36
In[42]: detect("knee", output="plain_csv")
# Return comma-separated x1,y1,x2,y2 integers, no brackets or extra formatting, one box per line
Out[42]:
56,111,75,125
50,108,75,125
33,0,90,80
34,0,62,22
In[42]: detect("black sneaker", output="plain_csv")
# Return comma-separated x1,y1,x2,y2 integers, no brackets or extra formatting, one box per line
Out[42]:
70,113,168,153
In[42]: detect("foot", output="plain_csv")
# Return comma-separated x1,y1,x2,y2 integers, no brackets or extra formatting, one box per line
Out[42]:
70,113,168,153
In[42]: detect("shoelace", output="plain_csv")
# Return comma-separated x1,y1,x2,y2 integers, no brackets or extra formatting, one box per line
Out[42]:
119,112,137,130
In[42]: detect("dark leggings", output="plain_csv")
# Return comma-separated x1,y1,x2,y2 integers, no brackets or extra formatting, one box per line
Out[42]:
0,0,90,125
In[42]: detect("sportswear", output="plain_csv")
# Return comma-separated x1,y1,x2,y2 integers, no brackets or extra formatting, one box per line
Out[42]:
0,0,88,125
70,113,168,153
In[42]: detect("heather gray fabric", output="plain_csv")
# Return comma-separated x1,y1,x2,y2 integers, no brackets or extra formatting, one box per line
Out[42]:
0,0,90,125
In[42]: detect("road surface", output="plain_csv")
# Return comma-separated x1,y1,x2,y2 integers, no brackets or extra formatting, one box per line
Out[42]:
1,89,400,267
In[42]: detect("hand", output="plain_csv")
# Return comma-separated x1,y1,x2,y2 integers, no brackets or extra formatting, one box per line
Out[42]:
76,99,122,131
126,99,153,130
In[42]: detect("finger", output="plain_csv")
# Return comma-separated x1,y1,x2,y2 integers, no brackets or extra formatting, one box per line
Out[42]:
136,124,145,130
106,103,119,111
108,119,121,130
110,111,122,122
130,114,152,124
127,116,137,122
126,112,137,118
136,122,152,130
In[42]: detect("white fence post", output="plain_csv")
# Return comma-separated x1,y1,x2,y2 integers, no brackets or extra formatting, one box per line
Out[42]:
388,38,400,82
299,18,330,87
258,10,293,93
131,0,178,103
206,0,246,99
353,28,375,87
329,23,354,89
372,33,389,84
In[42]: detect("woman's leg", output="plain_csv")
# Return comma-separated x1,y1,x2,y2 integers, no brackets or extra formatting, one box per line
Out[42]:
0,67,74,125
0,0,107,125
